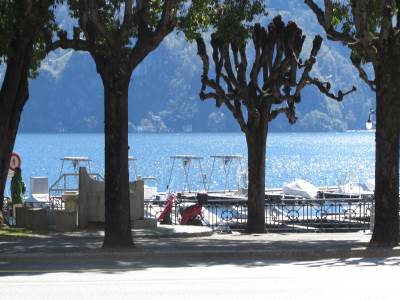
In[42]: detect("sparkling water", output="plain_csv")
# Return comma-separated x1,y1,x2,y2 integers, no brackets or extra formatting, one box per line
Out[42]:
8,131,374,196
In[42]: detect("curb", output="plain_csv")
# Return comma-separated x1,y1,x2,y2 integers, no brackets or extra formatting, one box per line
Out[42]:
2,227,214,240
1,246,400,263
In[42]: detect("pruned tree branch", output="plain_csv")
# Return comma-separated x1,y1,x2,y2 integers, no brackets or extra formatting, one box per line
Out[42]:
196,16,355,135
309,78,356,101
46,29,90,53
351,54,376,91
270,106,296,124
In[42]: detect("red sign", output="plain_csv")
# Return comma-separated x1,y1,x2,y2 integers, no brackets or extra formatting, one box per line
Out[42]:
9,152,21,171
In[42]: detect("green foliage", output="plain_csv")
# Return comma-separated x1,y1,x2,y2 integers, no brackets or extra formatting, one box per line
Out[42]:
329,0,400,37
330,1,354,36
180,0,266,45
0,0,58,77
66,0,265,49
328,0,400,64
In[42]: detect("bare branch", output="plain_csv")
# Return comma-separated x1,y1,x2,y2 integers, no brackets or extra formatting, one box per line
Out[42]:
379,0,394,41
226,100,248,133
85,0,116,47
211,34,224,85
351,55,376,91
196,35,248,133
129,0,177,69
304,0,357,45
196,36,210,93
47,30,90,53
195,16,355,135
352,0,369,44
309,78,356,101
250,24,263,89
120,0,134,40
269,106,296,124
221,44,239,88
293,35,323,101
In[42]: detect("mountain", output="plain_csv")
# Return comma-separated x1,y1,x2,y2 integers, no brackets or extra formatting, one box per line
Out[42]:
12,0,374,133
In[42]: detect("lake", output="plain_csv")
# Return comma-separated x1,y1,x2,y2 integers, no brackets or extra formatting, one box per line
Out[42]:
7,132,375,196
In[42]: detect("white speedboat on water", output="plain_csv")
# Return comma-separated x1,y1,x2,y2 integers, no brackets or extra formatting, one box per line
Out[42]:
282,179,319,199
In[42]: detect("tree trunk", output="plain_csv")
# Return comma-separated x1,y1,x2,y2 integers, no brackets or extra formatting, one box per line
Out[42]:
245,125,267,233
100,66,133,248
370,58,400,246
0,41,31,214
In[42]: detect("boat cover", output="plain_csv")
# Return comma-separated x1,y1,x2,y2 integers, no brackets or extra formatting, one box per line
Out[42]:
282,179,319,199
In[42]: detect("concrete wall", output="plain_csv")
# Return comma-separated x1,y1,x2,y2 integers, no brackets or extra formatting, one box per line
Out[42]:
78,167,144,228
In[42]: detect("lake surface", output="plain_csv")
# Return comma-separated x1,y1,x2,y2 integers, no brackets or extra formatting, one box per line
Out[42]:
8,132,375,196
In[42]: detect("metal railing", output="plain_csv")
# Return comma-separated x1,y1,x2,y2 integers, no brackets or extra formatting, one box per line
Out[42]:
145,196,373,232
49,172,103,198
2,196,65,227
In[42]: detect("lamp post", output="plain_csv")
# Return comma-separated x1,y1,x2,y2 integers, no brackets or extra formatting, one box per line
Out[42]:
366,109,375,130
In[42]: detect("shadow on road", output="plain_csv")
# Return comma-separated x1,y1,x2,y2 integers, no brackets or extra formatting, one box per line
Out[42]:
1,233,399,277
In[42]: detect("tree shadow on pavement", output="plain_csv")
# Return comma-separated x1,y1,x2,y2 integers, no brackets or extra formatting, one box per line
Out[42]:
1,233,399,277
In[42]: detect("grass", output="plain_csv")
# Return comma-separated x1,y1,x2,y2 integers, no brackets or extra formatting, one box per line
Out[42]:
0,226,37,237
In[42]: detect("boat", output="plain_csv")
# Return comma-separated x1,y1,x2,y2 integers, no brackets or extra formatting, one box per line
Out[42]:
282,179,319,199
366,178,375,192
49,156,103,198
25,176,50,206
208,155,245,192
142,176,158,200
166,155,207,192
338,182,372,196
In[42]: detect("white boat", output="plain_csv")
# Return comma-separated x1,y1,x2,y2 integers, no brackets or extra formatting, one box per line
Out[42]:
49,157,103,198
142,176,158,200
282,179,319,199
25,176,50,206
338,182,372,195
366,178,375,192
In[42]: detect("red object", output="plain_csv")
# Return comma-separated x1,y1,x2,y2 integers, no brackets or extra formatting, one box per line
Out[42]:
179,203,203,225
158,193,176,222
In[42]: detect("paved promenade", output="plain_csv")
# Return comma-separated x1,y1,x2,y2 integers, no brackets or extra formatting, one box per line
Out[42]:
1,225,399,263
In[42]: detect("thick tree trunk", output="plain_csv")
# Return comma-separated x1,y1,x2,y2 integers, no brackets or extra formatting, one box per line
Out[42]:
100,68,133,248
0,86,28,211
370,59,400,246
245,125,267,233
0,41,31,214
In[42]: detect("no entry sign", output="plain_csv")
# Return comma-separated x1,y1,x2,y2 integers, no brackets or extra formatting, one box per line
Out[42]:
9,152,21,171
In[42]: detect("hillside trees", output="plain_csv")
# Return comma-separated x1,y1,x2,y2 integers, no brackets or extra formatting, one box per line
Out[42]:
196,16,355,232
0,0,57,221
50,0,265,247
305,0,400,246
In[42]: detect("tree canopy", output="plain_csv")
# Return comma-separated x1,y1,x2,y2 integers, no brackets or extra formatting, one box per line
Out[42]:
0,0,58,77
51,0,265,70
305,0,400,91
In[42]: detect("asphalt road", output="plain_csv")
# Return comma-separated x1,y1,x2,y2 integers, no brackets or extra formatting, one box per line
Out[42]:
1,257,400,300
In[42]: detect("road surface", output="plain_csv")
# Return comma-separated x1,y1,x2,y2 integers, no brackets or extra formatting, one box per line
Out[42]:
1,257,399,299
